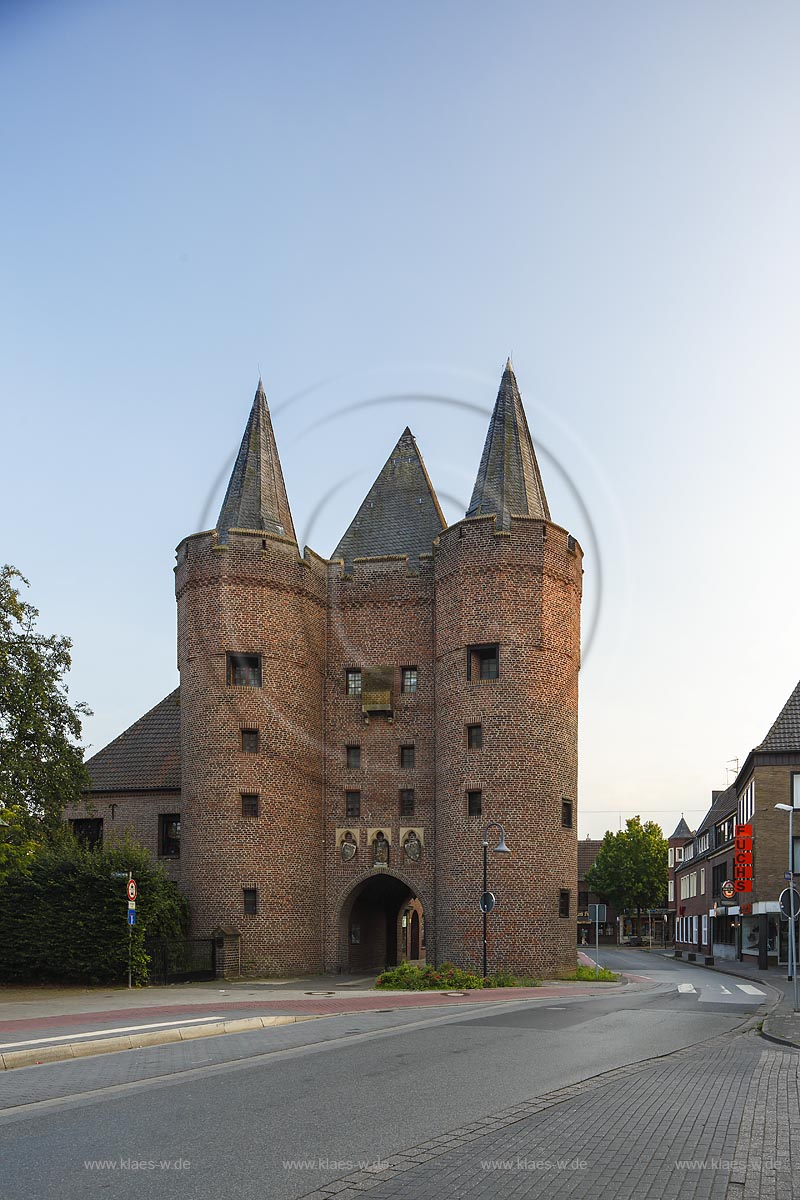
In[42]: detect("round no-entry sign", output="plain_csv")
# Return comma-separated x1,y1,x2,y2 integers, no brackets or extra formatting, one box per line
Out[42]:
127,879,137,901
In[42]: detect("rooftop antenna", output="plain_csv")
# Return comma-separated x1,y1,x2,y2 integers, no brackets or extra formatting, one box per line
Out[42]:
725,758,739,784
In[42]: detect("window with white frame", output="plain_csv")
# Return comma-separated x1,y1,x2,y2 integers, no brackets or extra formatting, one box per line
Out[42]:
698,833,709,853
739,778,755,823
701,914,708,946
693,915,698,944
668,880,674,902
675,846,684,862
668,847,674,868
700,867,705,894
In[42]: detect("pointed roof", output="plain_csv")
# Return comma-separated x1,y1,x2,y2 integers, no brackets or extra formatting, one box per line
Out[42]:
757,678,800,752
466,359,550,528
332,428,446,570
669,816,693,840
84,690,181,792
216,380,296,543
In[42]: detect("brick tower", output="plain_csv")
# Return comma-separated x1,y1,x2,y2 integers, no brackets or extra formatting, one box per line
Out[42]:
175,380,327,973
434,361,582,976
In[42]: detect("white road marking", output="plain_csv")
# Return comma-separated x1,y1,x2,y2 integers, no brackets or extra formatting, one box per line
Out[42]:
736,984,766,996
678,983,697,994
0,1015,226,1051
720,986,732,994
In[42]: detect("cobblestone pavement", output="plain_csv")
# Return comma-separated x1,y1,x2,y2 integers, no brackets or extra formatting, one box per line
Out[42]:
295,1032,799,1200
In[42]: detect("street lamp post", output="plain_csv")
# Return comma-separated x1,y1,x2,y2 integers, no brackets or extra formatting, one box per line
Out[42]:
482,822,510,979
774,803,799,1013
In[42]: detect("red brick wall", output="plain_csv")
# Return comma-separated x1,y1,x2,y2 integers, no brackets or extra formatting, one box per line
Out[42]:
433,515,582,977
175,528,326,975
63,791,182,884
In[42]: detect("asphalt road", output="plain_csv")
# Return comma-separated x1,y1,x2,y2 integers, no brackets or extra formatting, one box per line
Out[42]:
0,951,774,1200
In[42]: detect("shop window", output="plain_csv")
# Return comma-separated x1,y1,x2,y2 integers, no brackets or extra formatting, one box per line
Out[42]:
159,813,181,856
226,653,262,687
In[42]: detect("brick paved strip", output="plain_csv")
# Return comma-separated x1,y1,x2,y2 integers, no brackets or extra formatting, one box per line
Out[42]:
293,1032,799,1200
0,982,623,1035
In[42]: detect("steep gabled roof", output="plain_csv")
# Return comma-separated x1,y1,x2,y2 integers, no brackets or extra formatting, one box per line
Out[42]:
217,379,296,543
669,816,693,840
696,785,737,836
466,359,550,528
756,678,800,752
84,690,181,792
332,427,446,570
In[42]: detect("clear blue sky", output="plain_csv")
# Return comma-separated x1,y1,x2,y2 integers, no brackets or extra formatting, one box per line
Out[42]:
3,1,799,838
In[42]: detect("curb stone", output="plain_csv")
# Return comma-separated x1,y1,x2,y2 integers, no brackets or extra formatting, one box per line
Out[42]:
0,1013,323,1070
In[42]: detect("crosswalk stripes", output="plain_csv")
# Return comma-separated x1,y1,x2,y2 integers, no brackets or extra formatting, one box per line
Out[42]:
676,980,767,999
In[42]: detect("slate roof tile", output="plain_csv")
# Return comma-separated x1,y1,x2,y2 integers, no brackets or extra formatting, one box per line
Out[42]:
84,689,181,792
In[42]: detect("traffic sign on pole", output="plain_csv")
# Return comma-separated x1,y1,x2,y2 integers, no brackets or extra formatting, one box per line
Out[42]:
127,879,137,901
779,888,800,921
480,891,496,914
128,910,136,926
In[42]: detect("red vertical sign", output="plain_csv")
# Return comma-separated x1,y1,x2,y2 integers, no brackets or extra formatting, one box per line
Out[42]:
733,824,753,893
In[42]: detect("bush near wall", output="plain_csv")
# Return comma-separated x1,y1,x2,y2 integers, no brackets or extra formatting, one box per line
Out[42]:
0,835,188,985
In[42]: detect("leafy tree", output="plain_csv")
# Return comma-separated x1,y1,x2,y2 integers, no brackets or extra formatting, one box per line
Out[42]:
0,565,90,848
585,817,668,914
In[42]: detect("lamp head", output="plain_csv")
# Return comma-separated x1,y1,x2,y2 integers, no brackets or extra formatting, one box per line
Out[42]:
775,804,793,812
494,833,511,854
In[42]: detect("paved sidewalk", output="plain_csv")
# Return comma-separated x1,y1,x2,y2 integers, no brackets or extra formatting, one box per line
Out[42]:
293,1030,798,1200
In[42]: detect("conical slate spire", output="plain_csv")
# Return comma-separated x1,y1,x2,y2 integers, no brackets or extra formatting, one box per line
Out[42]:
669,816,693,840
216,380,296,544
466,360,550,528
332,428,446,570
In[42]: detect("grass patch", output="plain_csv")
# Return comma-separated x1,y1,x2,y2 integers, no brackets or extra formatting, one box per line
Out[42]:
374,962,542,991
561,964,619,983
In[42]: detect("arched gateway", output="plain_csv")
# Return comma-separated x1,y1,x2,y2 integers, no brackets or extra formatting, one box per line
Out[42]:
337,871,424,973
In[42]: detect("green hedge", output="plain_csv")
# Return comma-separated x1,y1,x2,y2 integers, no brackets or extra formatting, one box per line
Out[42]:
0,835,188,985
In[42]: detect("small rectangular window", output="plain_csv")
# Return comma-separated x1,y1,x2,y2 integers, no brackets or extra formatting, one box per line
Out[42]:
559,889,571,918
561,799,573,829
467,724,483,749
467,789,482,816
227,653,262,687
243,888,258,915
400,789,415,817
401,667,418,694
241,793,260,818
346,745,361,769
71,818,103,848
400,745,415,769
346,790,361,818
346,669,362,697
159,813,181,856
467,644,499,681
241,729,260,754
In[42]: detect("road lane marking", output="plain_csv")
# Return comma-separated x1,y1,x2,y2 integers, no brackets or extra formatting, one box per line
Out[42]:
677,984,697,994
735,984,766,996
720,986,731,994
0,1015,226,1051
